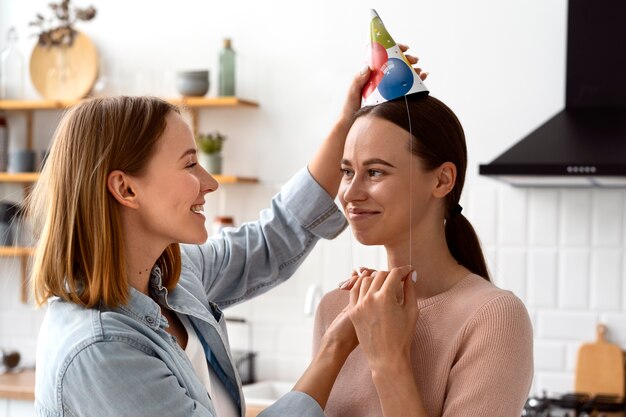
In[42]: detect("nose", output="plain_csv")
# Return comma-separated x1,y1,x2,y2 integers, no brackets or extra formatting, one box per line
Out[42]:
200,166,219,194
341,175,366,203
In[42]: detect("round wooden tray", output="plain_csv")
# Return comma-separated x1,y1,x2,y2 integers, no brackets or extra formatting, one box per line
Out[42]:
29,32,99,100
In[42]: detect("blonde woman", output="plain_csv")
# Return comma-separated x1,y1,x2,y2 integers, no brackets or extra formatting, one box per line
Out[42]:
30,75,370,416
315,94,534,417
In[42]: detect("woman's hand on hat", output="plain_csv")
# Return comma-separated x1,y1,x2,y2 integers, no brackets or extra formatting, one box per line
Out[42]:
341,66,371,122
398,43,429,81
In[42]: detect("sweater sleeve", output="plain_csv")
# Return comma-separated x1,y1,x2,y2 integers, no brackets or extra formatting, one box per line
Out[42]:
442,294,533,417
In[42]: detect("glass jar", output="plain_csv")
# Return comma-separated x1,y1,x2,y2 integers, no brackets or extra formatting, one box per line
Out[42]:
218,38,235,96
0,27,25,99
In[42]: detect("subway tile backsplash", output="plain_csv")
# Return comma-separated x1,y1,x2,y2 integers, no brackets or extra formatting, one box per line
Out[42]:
1,181,626,396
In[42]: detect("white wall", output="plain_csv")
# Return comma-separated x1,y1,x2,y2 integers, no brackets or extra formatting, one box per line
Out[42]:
2,0,624,398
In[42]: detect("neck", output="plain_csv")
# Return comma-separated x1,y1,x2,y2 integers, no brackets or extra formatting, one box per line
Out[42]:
120,212,169,296
385,221,470,300
125,242,164,296
126,250,157,295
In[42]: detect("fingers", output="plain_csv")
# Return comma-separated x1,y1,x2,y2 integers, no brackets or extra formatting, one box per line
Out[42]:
355,66,371,87
403,271,418,306
405,54,418,65
349,269,377,306
349,266,412,304
403,53,429,81
369,269,388,292
349,266,415,307
349,273,361,307
380,266,413,294
342,66,372,119
338,267,376,290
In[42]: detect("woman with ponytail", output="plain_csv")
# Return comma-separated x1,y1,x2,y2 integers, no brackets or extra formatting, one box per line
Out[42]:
314,94,533,417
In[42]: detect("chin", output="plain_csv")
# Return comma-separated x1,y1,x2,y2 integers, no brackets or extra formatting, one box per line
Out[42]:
181,232,208,245
351,230,383,246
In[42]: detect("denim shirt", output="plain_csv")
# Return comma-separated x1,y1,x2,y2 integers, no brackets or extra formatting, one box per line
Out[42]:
35,168,347,417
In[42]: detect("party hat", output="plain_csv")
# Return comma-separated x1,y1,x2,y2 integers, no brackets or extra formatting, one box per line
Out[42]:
362,9,429,106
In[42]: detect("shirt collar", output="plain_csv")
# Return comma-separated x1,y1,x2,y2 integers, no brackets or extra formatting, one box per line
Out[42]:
113,266,166,330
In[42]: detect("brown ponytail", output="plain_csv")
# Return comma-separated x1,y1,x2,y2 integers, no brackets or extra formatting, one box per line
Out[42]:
355,95,490,281
445,214,490,280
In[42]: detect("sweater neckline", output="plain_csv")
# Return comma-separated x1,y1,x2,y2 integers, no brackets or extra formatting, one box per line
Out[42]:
416,273,479,310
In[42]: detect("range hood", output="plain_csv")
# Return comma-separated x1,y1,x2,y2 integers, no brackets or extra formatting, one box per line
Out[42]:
479,0,626,187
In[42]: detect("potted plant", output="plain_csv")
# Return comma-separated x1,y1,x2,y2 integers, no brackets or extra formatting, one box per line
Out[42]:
196,131,226,174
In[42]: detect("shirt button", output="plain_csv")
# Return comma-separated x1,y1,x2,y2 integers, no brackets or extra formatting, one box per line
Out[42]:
145,316,155,325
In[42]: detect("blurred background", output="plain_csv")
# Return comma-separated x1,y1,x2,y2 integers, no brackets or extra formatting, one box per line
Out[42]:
1,0,625,415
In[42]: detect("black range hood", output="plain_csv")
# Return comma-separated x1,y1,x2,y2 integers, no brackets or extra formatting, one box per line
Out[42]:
479,0,626,187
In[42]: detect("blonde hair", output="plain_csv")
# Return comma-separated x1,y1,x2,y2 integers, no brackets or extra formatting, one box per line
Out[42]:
27,96,182,308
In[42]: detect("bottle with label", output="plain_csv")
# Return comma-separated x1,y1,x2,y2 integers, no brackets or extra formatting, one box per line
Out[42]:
0,27,25,99
218,38,236,96
0,114,8,172
212,215,235,236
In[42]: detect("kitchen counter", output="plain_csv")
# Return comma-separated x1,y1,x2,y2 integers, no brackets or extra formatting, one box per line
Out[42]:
0,369,35,401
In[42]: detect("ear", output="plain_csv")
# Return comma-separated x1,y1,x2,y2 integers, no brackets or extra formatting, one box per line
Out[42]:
107,170,139,209
432,162,457,199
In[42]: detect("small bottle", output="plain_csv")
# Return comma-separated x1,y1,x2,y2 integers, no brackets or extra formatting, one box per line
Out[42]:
218,38,236,96
0,114,7,172
212,216,235,236
0,27,25,99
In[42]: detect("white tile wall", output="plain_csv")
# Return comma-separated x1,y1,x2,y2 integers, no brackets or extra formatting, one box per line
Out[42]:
477,184,626,396
2,181,626,398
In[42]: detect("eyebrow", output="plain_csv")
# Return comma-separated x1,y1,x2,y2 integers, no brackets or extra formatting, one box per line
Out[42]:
341,158,396,168
179,148,197,160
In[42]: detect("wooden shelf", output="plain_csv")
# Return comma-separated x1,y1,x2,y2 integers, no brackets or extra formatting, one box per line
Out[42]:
0,369,35,401
168,97,259,108
0,172,39,183
0,172,257,184
0,97,259,111
215,175,259,184
0,246,34,256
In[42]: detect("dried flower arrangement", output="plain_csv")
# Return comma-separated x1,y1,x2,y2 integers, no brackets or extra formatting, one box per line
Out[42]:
29,0,97,48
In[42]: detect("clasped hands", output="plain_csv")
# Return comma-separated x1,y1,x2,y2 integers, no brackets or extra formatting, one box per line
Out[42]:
322,266,419,369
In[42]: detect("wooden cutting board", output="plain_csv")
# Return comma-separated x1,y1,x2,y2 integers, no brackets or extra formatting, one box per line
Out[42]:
574,324,625,398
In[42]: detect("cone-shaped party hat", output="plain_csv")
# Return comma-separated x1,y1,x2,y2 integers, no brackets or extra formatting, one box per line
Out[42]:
362,9,429,107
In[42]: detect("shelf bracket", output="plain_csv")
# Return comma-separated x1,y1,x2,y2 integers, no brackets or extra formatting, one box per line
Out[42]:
20,254,29,303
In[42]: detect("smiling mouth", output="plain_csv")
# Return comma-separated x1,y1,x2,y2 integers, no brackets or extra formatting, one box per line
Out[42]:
347,209,380,220
191,205,204,214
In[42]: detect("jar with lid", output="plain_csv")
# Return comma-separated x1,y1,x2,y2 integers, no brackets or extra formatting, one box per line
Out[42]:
212,216,235,236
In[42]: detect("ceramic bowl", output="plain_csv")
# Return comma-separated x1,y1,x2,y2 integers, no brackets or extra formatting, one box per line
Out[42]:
176,70,210,97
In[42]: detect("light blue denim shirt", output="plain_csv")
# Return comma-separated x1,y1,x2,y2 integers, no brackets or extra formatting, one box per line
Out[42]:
35,167,347,417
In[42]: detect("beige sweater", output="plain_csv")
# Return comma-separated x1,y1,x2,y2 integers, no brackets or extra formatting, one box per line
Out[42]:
313,274,533,417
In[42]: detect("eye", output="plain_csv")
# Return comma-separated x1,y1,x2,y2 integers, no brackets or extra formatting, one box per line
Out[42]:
368,169,384,177
341,167,354,178
186,162,198,169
